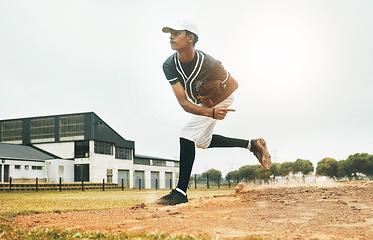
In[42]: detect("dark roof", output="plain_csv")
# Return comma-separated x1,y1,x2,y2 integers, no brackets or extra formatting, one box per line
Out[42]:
0,112,134,149
0,143,56,161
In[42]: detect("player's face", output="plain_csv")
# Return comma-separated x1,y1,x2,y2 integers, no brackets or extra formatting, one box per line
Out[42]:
169,30,190,51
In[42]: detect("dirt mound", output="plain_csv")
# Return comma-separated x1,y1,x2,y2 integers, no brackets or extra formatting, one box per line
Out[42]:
12,181,373,239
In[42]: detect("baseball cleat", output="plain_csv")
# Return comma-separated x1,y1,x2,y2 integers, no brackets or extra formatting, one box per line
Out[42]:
250,138,271,170
155,189,188,205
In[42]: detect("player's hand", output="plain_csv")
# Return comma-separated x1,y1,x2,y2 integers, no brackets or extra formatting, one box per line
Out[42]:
213,107,235,120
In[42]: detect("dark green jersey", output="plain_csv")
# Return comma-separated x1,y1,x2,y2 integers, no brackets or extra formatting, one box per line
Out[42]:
162,50,229,104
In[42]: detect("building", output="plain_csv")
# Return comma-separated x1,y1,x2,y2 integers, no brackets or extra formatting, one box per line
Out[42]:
0,112,179,189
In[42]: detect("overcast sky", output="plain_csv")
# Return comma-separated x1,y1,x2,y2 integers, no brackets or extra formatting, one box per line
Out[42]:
1,0,372,176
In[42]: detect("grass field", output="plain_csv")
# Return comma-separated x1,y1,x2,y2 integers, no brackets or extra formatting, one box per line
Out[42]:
1,187,252,240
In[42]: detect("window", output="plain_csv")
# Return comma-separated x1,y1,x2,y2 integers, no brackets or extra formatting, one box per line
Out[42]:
107,169,113,183
1,120,22,142
25,165,29,170
15,165,21,170
60,114,84,140
75,141,90,158
30,117,55,142
94,141,113,155
115,147,132,160
134,158,150,165
153,160,166,166
32,166,43,170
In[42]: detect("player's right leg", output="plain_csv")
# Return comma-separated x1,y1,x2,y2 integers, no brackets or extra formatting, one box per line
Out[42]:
155,138,193,205
155,188,188,206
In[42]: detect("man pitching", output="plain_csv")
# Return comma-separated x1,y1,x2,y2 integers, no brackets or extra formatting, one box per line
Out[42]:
156,19,271,205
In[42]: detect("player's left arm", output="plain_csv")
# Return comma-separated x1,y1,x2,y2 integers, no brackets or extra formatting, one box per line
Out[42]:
211,74,238,107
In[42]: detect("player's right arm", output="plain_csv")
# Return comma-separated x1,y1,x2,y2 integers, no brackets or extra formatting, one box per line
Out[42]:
172,82,234,120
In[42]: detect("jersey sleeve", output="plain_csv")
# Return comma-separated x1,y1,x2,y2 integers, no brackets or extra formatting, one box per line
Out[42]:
210,60,229,83
162,54,180,85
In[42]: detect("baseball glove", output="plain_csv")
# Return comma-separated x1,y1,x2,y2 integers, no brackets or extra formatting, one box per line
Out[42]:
198,79,225,108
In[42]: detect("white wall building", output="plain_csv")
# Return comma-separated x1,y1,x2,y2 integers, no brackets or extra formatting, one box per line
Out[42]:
0,112,179,189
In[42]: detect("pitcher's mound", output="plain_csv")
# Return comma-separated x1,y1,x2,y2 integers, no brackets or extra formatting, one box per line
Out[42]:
13,181,373,239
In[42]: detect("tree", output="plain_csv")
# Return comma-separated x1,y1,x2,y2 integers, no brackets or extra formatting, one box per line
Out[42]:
316,158,338,179
238,165,256,182
336,160,348,180
202,169,222,182
254,165,271,182
269,162,281,180
366,155,373,180
279,162,294,178
316,154,373,180
345,153,373,179
294,159,314,176
226,170,239,183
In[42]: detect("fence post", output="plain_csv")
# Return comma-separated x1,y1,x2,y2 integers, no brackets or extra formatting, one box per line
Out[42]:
81,178,84,192
155,179,158,190
121,178,124,191
195,174,197,189
218,178,220,188
9,177,12,191
36,177,38,192
207,174,209,189
59,177,62,191
170,178,172,189
228,174,231,188
102,179,105,191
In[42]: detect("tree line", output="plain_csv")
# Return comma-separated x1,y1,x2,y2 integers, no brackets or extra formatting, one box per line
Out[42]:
197,153,373,183
316,153,373,180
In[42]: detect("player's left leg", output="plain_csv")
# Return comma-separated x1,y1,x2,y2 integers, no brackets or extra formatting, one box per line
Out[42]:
207,134,271,170
208,134,249,148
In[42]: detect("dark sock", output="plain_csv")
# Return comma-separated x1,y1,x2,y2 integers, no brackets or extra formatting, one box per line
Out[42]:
208,134,249,148
176,138,195,193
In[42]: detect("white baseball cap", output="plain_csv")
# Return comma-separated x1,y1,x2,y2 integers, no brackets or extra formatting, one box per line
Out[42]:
162,18,199,37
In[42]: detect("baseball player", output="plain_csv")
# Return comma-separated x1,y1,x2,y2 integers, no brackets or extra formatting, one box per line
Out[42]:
156,19,271,205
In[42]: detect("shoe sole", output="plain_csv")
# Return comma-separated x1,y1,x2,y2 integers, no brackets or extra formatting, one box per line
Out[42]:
256,138,271,170
155,200,188,206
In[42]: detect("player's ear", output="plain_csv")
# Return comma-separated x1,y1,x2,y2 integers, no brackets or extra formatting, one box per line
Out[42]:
188,34,194,42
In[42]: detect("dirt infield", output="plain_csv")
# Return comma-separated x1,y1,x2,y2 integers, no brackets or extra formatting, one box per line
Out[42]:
13,181,373,239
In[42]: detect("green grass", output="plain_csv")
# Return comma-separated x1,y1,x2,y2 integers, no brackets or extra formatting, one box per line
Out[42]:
0,225,264,240
0,188,235,221
0,188,265,240
1,189,143,221
0,223,203,239
0,224,204,240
